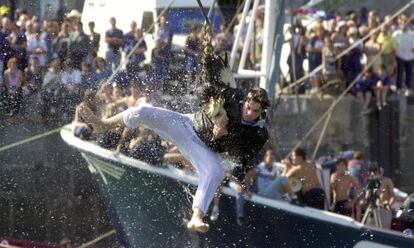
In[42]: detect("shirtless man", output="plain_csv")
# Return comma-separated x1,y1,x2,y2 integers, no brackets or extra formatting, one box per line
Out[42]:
331,158,361,217
286,148,325,210
365,165,395,229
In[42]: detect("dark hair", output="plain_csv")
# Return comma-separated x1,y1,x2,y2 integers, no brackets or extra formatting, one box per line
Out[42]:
353,151,365,160
336,158,347,166
293,147,307,160
246,88,270,109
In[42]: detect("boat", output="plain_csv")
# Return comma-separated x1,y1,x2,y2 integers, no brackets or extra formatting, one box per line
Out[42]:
58,0,414,246
61,125,414,247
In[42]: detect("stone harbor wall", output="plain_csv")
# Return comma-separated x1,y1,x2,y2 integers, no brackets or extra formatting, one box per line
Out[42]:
269,95,414,192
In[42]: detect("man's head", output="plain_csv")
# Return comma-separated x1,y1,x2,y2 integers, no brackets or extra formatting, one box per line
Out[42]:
263,149,276,165
336,158,348,174
130,20,137,31
292,147,306,164
109,17,116,28
88,21,95,31
242,88,269,122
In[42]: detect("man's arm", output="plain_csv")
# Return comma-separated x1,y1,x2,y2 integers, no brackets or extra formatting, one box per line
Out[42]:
79,105,126,132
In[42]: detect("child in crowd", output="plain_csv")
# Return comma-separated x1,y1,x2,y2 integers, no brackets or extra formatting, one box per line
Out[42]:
375,65,391,109
355,68,377,110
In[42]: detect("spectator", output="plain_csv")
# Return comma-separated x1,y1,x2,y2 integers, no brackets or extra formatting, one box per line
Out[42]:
80,62,97,90
61,59,81,108
151,39,169,81
307,26,325,94
286,148,326,210
392,14,414,96
364,32,382,73
68,22,90,69
355,68,377,110
347,151,367,186
124,22,147,73
39,58,62,117
331,158,360,217
375,65,391,109
27,31,48,68
343,27,363,88
155,15,172,51
245,150,294,201
42,58,61,88
87,21,100,63
40,20,58,63
213,22,234,55
54,22,70,63
287,24,307,89
364,165,395,229
123,21,137,55
358,7,368,27
322,35,339,87
4,57,23,117
331,21,348,71
22,56,43,96
184,23,202,85
105,17,123,71
376,25,396,77
0,23,11,85
367,10,379,30
127,127,165,165
24,20,34,39
1,16,12,35
74,89,99,140
8,22,28,70
251,15,265,69
94,57,111,82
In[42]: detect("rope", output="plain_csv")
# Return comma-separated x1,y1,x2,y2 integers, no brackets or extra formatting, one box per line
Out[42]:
281,0,414,92
311,110,332,160
284,48,383,160
0,126,63,153
78,229,116,248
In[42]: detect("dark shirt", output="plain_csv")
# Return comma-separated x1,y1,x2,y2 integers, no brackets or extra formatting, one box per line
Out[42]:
193,87,268,168
105,28,124,52
356,74,378,93
0,31,11,61
89,32,100,52
68,31,90,60
124,31,147,64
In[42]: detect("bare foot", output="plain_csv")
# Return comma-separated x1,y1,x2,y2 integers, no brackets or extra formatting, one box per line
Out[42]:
187,218,209,233
187,207,209,233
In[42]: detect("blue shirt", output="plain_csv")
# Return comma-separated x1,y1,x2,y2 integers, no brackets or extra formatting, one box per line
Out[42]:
105,28,124,52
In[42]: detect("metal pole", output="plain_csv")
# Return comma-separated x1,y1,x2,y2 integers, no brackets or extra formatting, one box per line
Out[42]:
238,0,260,72
229,0,252,70
266,0,286,100
260,0,277,89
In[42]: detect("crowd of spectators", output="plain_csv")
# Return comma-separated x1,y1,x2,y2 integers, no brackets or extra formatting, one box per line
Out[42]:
0,7,238,123
285,7,414,112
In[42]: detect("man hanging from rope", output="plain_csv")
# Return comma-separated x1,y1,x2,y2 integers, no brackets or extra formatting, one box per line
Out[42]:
79,26,269,233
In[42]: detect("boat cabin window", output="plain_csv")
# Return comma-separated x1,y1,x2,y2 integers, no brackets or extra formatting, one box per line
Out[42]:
142,11,155,33
156,8,223,35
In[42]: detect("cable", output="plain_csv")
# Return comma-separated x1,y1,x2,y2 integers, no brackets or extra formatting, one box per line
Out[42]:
285,48,383,160
0,126,63,153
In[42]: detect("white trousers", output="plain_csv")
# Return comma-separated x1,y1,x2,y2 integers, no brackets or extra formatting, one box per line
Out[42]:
123,104,224,214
